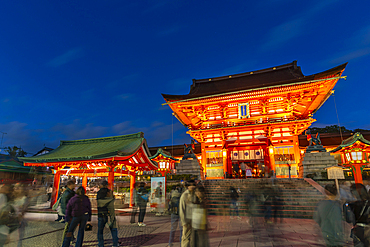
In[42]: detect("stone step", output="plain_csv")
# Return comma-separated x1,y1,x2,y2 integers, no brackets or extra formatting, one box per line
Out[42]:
202,178,324,219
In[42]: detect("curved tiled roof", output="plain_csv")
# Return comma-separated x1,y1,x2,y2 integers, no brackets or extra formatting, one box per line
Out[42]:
162,61,347,102
330,132,370,153
19,132,146,163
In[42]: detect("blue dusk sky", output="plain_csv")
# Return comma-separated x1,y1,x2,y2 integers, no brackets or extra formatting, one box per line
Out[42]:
1,0,370,155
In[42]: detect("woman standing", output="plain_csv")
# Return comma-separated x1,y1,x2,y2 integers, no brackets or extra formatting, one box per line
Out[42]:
62,187,91,247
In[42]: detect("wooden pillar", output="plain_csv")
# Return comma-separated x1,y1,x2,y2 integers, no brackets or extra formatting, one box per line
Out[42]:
51,170,61,207
82,175,88,189
222,149,228,178
108,168,115,191
201,143,207,179
130,173,136,207
352,164,363,184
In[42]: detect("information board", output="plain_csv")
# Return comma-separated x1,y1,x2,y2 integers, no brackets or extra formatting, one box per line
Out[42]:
327,166,345,179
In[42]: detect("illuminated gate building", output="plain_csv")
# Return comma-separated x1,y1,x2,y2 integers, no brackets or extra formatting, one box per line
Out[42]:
162,61,347,179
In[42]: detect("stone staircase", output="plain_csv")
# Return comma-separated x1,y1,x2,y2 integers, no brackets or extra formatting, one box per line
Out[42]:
203,178,325,219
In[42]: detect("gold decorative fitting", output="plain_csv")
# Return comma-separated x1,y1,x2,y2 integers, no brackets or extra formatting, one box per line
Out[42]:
209,79,212,81
250,72,253,74
273,67,276,70
229,76,232,78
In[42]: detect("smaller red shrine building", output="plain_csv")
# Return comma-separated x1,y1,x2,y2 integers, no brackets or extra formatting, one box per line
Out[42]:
19,132,157,207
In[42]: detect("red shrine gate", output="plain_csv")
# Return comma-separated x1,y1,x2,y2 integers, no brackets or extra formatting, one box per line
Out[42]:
162,61,347,178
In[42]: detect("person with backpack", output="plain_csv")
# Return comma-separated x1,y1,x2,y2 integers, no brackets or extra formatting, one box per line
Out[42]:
344,183,370,246
62,186,91,247
136,182,149,226
97,180,119,247
167,186,183,247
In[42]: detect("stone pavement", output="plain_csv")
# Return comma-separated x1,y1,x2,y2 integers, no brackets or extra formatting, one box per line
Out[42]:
5,212,354,247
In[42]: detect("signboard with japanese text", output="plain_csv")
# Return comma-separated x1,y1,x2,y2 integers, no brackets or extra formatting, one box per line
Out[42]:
327,166,345,179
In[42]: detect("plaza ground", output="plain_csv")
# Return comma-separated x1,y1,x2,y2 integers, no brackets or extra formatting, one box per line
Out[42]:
5,209,354,247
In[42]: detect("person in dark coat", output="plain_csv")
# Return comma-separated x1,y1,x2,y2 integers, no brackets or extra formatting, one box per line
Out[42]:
60,180,76,242
314,184,344,247
62,186,91,247
60,181,76,223
97,180,119,247
136,182,149,226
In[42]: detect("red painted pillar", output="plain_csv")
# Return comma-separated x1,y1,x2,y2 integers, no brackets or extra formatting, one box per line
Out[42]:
108,168,115,191
352,164,363,184
82,175,88,189
51,170,61,207
130,173,136,207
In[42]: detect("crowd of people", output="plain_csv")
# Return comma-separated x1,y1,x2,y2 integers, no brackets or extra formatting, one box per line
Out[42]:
314,182,370,247
3,178,370,247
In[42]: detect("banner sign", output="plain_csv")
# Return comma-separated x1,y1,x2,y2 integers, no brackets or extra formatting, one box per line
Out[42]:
231,149,264,160
150,177,166,212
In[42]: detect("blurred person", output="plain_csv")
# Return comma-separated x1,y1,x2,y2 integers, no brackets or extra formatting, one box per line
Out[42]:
12,184,29,247
60,180,76,242
346,183,370,246
136,182,149,227
167,186,183,247
192,185,209,247
130,182,138,224
97,180,119,247
46,184,53,202
262,186,273,223
339,181,355,202
55,186,66,222
240,162,246,178
62,186,91,247
0,184,13,246
179,180,197,247
229,186,240,220
272,185,283,224
314,184,344,247
155,181,164,216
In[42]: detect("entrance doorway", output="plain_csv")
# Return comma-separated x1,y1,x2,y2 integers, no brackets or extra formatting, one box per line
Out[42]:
231,160,263,178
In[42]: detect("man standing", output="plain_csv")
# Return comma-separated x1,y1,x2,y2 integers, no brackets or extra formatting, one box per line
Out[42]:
179,180,197,247
97,180,119,247
60,180,76,242
136,182,149,226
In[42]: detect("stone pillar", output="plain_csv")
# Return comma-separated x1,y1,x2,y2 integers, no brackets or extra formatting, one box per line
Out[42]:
130,173,136,207
51,170,61,207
